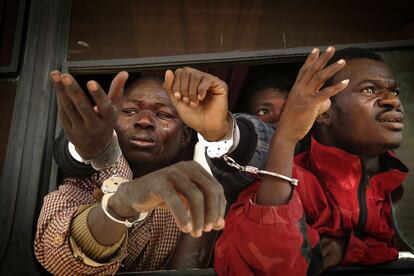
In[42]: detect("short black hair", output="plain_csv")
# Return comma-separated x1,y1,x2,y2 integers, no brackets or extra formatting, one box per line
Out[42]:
124,73,165,96
239,73,293,112
324,47,384,87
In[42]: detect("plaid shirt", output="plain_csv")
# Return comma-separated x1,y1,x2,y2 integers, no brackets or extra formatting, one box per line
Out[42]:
34,155,181,275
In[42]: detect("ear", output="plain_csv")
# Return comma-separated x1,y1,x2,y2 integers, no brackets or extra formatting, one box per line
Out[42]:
180,125,192,148
315,110,332,126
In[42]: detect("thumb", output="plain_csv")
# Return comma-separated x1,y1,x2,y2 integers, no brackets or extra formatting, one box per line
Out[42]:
108,71,129,104
163,70,179,105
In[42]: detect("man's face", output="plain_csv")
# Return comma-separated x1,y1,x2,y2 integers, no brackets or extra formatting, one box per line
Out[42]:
326,58,404,156
115,80,187,169
248,88,288,125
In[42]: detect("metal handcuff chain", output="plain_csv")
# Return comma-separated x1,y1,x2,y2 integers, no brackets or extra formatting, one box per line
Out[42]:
223,155,299,186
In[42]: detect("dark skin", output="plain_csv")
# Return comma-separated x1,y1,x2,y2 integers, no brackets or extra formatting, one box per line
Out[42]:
247,88,288,125
50,72,226,245
165,47,351,272
313,59,403,269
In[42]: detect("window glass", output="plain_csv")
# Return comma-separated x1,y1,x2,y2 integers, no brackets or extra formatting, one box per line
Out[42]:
68,0,414,61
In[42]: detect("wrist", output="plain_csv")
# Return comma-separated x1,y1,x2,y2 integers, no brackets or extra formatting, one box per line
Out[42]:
200,113,231,141
108,185,138,219
271,133,297,152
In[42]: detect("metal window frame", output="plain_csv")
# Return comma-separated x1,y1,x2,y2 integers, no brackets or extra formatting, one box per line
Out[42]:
64,39,414,75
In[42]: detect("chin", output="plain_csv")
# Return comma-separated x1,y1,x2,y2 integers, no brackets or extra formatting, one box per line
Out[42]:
381,141,402,151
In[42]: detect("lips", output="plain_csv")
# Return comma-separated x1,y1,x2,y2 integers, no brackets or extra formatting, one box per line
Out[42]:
129,134,156,148
377,111,404,130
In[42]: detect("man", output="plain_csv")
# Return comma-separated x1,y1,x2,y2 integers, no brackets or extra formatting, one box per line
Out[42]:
35,72,227,274
190,47,407,275
241,73,292,125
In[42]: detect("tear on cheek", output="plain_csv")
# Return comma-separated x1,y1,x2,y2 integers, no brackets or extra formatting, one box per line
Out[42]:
161,120,169,137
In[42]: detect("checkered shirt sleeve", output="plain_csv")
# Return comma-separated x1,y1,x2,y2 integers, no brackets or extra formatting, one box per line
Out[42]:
34,154,181,275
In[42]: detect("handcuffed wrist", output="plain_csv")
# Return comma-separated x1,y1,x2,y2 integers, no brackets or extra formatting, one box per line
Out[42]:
102,193,148,227
83,131,122,170
198,112,240,158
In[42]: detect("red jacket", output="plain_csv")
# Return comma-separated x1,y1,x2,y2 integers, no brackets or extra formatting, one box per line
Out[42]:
215,138,408,276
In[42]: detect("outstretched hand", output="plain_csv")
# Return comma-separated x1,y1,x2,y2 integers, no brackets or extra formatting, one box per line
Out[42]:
276,47,349,144
50,71,128,159
111,161,226,238
163,67,229,141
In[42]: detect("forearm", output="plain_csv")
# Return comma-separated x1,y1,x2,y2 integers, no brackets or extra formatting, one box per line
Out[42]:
87,205,129,246
256,132,296,205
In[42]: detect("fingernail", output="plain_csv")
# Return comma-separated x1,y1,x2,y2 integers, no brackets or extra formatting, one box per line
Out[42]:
326,46,333,52
216,217,225,227
183,97,189,104
51,73,59,82
174,92,181,99
197,94,203,100
341,79,349,84
195,229,203,237
88,82,97,91
337,59,345,64
311,48,318,54
61,75,72,85
204,223,213,232
190,101,198,107
182,222,192,233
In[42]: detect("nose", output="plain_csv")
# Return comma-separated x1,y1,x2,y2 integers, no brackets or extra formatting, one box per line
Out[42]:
377,92,402,110
133,110,155,131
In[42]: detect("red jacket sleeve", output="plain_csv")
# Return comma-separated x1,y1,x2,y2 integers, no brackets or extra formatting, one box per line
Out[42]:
214,181,319,276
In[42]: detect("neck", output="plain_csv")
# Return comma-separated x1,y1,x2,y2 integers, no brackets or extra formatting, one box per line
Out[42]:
361,156,380,176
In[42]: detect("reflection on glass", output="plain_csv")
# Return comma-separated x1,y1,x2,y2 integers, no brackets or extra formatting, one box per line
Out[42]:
381,49,414,251
68,0,414,61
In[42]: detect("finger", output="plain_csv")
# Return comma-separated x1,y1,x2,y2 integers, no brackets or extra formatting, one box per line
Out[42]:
172,69,182,101
317,79,349,102
311,46,336,75
87,80,116,123
181,162,224,231
180,69,191,104
51,71,82,127
301,46,335,85
164,69,180,105
295,48,320,83
60,74,97,123
188,73,202,107
197,77,213,101
172,177,205,237
158,187,193,234
108,71,128,104
212,184,226,230
312,59,346,91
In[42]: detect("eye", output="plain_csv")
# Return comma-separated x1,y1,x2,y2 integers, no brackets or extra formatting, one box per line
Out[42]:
361,87,377,94
390,88,401,96
156,111,174,119
256,109,269,117
122,108,137,115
